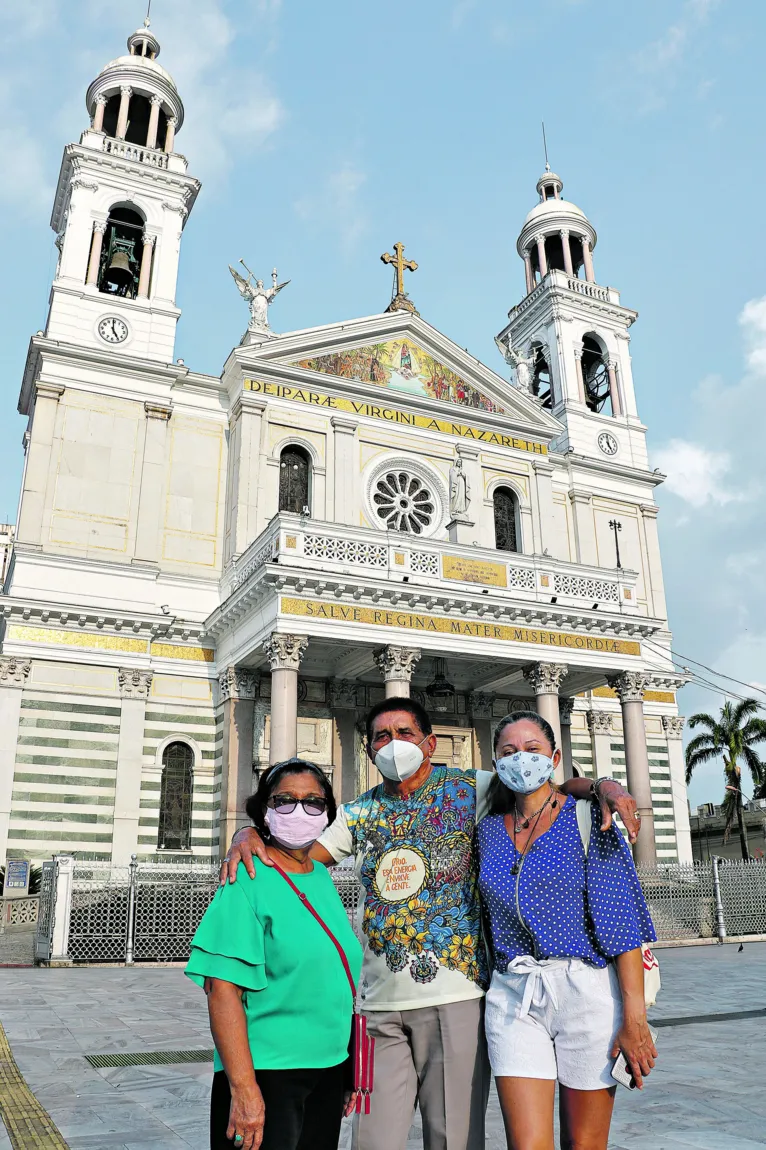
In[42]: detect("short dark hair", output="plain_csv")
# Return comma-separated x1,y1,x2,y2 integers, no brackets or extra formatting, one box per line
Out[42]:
245,758,337,841
365,696,433,744
487,711,559,816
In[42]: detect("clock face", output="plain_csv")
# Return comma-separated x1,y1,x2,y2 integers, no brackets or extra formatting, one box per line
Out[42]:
97,316,129,344
597,431,619,457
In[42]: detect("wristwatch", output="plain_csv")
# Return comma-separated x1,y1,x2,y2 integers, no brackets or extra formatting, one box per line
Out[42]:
590,776,619,800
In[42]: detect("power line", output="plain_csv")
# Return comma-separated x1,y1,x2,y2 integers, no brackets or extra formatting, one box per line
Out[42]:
642,637,766,706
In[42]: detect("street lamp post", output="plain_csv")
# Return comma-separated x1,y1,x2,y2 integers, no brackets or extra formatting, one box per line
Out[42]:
609,518,622,569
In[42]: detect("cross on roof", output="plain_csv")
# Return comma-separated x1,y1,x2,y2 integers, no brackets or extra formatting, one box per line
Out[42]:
381,242,418,299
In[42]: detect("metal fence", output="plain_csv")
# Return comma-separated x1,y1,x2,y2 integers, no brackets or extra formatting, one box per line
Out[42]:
35,854,766,965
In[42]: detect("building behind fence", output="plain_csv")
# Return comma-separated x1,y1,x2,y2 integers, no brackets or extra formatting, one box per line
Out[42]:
33,854,766,966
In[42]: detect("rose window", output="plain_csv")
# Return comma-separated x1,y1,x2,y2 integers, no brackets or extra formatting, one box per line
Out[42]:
372,471,435,534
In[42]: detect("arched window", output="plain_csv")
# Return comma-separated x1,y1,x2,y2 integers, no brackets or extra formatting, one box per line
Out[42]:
157,741,194,851
279,446,311,514
531,345,553,409
493,487,519,553
581,335,612,415
97,206,144,298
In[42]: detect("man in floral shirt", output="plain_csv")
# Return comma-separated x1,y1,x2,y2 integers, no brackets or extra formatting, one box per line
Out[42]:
224,697,638,1150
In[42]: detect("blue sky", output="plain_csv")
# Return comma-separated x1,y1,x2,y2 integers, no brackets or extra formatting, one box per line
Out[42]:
1,0,765,808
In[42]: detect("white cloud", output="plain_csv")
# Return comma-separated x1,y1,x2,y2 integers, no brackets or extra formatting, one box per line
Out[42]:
739,296,766,375
653,439,738,507
295,162,368,255
630,0,720,113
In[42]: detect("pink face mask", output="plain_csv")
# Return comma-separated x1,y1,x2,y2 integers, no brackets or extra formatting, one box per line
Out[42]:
265,805,329,849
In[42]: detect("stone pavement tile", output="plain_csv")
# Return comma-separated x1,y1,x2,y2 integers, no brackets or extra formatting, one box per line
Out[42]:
0,1121,11,1150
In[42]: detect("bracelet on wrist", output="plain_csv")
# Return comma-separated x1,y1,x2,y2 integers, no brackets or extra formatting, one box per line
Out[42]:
590,776,618,800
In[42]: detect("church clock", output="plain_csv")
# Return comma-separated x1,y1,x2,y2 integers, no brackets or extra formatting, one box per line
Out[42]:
97,316,129,345
597,431,619,457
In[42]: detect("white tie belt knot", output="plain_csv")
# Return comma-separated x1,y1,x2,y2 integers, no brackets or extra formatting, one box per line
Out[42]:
505,955,572,1017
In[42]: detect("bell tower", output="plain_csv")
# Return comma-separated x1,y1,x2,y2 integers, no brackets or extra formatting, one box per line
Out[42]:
495,168,647,469
46,19,200,362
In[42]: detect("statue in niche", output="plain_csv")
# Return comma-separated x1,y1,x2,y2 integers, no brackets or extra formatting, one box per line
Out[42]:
229,259,289,333
449,453,471,519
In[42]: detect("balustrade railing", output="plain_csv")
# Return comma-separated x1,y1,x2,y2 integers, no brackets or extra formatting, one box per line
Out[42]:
103,136,169,169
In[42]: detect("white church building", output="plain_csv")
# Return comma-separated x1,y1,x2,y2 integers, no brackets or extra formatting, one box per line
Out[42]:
0,22,691,870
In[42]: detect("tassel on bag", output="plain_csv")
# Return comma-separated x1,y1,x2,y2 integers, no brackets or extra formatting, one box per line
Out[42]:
273,864,375,1113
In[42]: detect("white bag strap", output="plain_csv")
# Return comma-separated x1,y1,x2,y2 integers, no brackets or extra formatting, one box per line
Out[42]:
575,799,592,856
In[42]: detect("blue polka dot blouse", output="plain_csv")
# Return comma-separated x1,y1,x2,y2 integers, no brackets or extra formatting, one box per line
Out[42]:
477,796,657,971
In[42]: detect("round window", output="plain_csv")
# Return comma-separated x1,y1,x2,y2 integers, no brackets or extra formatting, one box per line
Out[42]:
372,470,436,535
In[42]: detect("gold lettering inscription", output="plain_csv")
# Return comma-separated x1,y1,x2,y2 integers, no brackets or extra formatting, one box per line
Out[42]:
244,378,547,455
442,554,507,588
280,598,641,656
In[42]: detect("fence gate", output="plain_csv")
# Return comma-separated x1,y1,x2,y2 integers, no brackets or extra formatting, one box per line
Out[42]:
67,863,132,962
34,860,56,963
133,866,219,962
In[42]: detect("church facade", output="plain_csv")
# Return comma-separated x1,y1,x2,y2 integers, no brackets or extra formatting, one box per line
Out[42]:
0,23,691,871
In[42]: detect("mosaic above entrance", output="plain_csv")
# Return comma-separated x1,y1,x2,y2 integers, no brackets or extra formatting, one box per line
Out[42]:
293,339,504,414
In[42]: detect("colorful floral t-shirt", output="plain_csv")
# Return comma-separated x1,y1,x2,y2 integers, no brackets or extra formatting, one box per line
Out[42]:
319,766,489,1011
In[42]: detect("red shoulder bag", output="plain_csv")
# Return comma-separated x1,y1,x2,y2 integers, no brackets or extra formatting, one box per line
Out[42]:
273,864,375,1115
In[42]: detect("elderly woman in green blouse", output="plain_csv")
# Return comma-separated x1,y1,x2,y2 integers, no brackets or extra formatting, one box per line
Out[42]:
186,758,363,1150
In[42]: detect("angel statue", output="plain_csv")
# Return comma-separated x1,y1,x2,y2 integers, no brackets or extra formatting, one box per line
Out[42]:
228,260,290,335
494,336,534,394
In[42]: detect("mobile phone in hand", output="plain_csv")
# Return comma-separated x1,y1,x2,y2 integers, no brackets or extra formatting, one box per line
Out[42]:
611,1026,658,1089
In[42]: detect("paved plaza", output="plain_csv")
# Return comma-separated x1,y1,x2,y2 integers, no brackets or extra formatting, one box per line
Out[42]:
0,943,764,1149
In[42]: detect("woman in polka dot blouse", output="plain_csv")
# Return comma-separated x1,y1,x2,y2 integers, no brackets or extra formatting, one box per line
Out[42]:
476,711,657,1150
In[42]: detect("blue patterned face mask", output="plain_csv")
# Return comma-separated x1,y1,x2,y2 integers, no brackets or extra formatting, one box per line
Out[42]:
495,750,555,794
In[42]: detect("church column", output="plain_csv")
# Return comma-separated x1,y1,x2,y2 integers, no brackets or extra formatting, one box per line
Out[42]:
560,229,574,277
330,680,359,803
568,489,598,566
639,503,667,619
164,115,177,153
0,658,31,868
218,668,258,859
226,395,267,562
663,715,692,864
146,94,162,149
573,348,587,404
607,358,622,417
115,85,132,140
112,669,153,864
470,692,496,772
86,220,106,286
331,416,358,526
523,662,568,783
264,635,309,764
587,709,614,782
522,249,534,295
92,94,107,132
133,402,172,564
137,232,156,299
607,672,656,866
17,382,65,547
535,233,548,278
559,698,575,780
581,236,595,283
373,646,421,698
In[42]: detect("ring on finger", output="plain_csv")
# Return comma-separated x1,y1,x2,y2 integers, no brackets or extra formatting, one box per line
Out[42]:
233,1136,243,1145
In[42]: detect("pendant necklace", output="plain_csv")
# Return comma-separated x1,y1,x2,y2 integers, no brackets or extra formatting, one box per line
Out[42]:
509,788,557,876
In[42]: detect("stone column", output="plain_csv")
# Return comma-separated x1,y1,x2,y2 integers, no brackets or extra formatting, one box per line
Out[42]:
330,680,359,803
573,348,587,404
112,669,153,864
469,692,496,773
373,646,421,698
535,233,548,278
560,229,574,276
133,402,172,564
331,416,359,526
164,115,177,153
522,662,568,783
523,250,534,294
639,503,668,620
92,94,107,132
137,232,156,299
568,489,598,566
0,658,31,868
607,672,656,866
607,358,622,417
146,94,162,149
587,709,614,782
581,236,595,282
86,220,107,286
264,635,309,764
225,395,267,563
17,382,65,546
663,715,692,864
559,697,575,780
116,85,132,140
218,667,258,857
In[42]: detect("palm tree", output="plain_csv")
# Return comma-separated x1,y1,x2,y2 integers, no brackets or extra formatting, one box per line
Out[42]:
685,699,766,860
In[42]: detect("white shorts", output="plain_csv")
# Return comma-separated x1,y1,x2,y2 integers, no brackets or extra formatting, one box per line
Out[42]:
485,956,622,1091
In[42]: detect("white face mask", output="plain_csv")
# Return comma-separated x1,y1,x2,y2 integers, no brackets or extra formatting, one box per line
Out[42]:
374,736,429,782
495,750,555,794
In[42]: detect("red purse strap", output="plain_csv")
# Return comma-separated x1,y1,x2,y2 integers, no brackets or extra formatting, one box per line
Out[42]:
272,863,357,1002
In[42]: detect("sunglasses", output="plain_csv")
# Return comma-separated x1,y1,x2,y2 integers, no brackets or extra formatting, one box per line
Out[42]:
266,795,328,816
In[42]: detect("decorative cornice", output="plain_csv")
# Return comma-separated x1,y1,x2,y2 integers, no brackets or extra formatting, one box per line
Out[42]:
0,656,31,688
144,401,172,421
662,715,685,739
587,709,613,734
118,667,153,699
373,645,421,683
35,382,65,402
523,661,568,695
606,670,652,704
559,697,575,724
218,666,257,702
263,633,309,672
